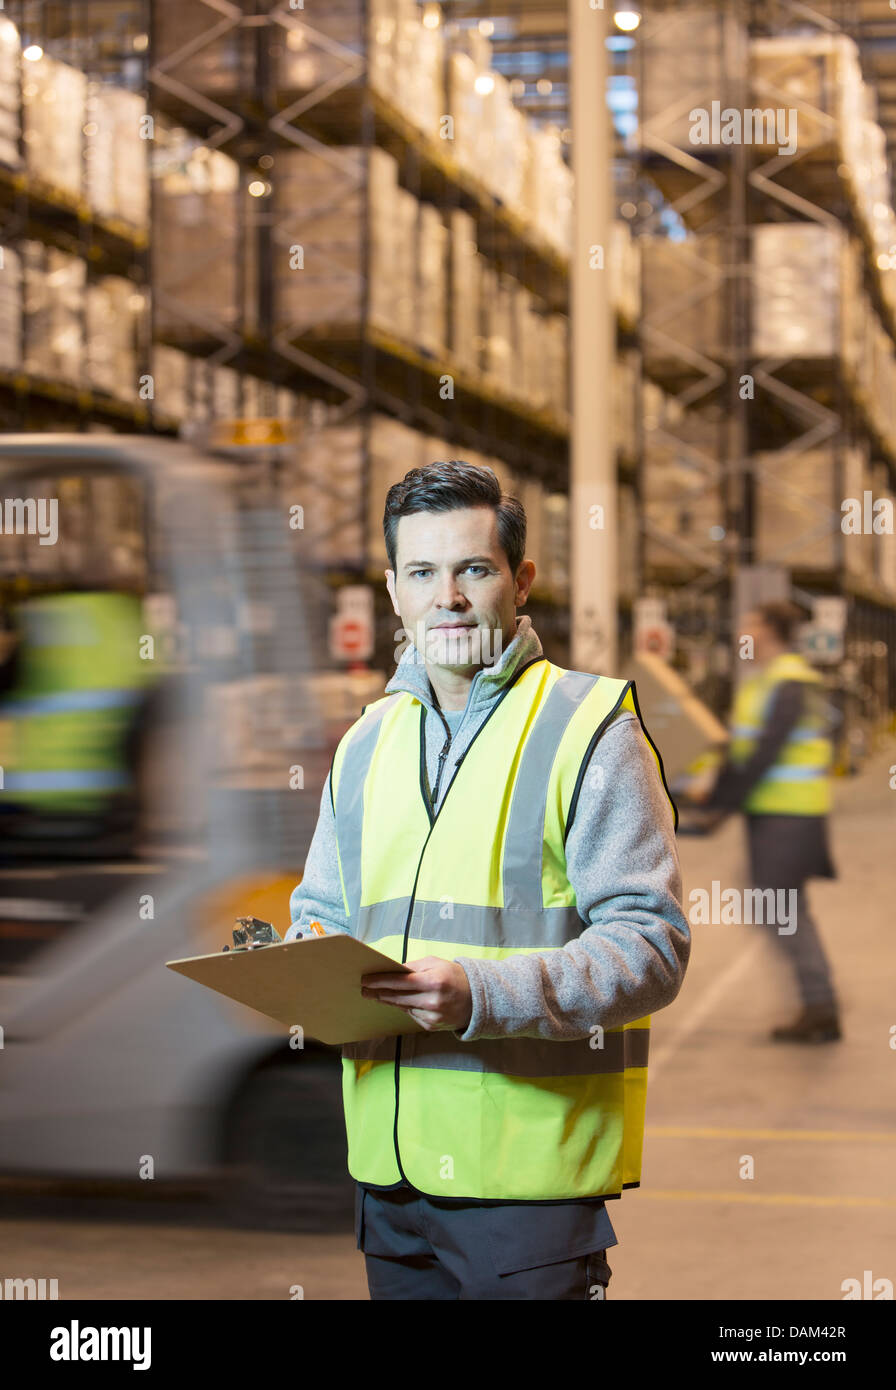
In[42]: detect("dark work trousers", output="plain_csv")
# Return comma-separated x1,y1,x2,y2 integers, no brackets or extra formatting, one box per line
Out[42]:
355,1184,615,1301
747,814,839,1013
755,878,839,1012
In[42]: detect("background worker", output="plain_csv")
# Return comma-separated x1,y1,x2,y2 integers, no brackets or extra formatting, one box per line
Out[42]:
287,460,690,1301
693,600,841,1044
0,581,156,858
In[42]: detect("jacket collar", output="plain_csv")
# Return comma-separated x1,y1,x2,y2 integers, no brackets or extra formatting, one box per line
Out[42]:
384,614,544,717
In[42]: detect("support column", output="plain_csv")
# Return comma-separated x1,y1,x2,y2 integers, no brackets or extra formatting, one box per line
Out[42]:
569,0,616,673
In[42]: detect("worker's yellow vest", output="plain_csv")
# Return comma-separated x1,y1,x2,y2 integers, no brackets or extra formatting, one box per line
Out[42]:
330,655,677,1202
728,652,832,815
0,592,151,814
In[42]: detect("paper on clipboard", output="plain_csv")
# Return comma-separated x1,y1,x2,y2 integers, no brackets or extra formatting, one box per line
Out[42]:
166,934,426,1044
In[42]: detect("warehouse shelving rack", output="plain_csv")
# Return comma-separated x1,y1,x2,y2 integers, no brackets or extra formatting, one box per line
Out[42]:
144,0,586,666
0,3,170,437
636,0,896,725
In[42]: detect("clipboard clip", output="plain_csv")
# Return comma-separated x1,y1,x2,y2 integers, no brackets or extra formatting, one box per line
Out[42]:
223,916,283,953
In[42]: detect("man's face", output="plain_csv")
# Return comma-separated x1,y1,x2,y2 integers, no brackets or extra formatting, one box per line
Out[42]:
385,506,533,672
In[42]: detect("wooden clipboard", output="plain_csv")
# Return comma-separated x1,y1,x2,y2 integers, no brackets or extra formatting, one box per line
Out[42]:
166,934,426,1044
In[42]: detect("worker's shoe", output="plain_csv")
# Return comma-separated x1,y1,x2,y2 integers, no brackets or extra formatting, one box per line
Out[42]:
771,1005,841,1044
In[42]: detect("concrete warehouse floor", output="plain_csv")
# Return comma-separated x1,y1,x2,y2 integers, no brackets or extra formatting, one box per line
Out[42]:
1,738,894,1300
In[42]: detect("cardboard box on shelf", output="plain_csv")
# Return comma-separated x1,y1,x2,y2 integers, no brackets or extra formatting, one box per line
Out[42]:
22,242,85,384
447,50,491,186
86,276,139,400
542,492,570,599
481,268,516,398
449,210,481,374
611,221,640,325
0,17,21,169
542,313,569,419
394,9,444,139
754,448,840,571
151,345,190,420
22,55,86,199
0,243,22,370
752,224,842,358
84,85,149,228
617,484,639,601
843,445,875,580
152,131,240,339
299,420,365,566
641,6,730,150
524,125,572,253
368,413,427,566
515,287,549,414
643,411,725,571
416,202,448,357
751,34,851,151
878,494,896,595
210,363,241,421
613,353,639,461
518,476,546,575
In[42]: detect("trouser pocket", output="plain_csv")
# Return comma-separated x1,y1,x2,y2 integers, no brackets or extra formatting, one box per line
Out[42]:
585,1249,611,1300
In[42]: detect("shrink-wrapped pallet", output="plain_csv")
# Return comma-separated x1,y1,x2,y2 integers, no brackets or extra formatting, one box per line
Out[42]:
152,131,240,340
22,55,85,199
752,224,841,358
416,202,448,358
0,243,22,369
85,84,149,228
0,17,21,169
754,449,842,570
449,210,481,374
22,242,85,383
86,276,139,400
640,7,730,150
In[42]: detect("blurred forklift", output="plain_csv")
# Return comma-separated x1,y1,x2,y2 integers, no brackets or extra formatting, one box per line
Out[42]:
0,433,370,1230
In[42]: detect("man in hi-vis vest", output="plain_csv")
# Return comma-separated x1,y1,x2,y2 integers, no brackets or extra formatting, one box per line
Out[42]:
696,601,840,1045
287,461,690,1300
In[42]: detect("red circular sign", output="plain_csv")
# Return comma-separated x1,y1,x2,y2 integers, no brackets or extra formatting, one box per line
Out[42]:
338,618,364,653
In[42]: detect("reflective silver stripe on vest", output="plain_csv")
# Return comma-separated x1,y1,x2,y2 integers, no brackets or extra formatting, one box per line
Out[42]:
760,765,827,781
357,898,586,949
733,725,819,742
3,770,130,791
502,670,600,909
344,1026,649,1076
333,697,400,922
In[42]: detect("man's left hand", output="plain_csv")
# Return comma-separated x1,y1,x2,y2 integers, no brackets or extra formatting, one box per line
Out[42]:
361,956,473,1032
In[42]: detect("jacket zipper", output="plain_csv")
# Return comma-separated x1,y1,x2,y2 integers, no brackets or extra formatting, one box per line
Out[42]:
430,723,452,813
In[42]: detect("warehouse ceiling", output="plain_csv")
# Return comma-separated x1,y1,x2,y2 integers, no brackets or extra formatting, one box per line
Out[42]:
436,1,896,202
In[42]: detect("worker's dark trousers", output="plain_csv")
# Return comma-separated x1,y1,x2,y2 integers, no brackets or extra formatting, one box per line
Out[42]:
355,1185,613,1300
757,880,838,1011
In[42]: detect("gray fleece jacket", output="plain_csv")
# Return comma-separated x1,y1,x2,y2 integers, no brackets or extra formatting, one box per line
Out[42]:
286,614,691,1045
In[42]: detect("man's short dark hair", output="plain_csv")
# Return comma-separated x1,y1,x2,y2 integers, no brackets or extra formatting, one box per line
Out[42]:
756,600,808,646
383,460,527,574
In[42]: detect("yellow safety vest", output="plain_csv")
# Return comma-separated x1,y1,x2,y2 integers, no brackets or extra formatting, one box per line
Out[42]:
728,651,832,816
0,592,152,814
331,655,677,1202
